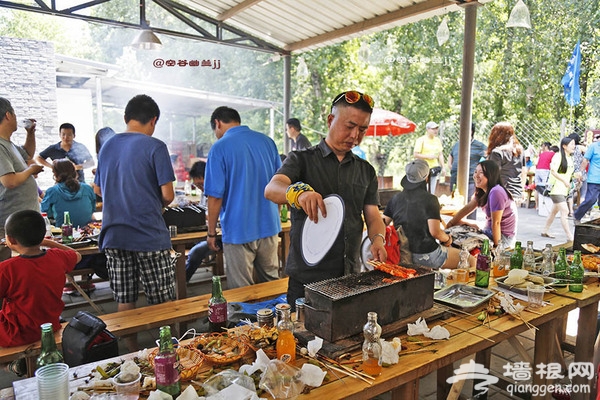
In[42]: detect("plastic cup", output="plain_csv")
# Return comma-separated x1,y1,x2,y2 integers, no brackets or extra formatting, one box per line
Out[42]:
112,372,141,398
492,259,508,277
527,284,546,308
455,268,469,283
35,363,69,400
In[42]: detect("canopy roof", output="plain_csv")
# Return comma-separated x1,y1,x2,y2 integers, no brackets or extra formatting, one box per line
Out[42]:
0,0,492,54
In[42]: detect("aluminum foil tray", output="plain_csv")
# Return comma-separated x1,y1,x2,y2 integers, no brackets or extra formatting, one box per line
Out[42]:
495,274,557,295
434,284,494,312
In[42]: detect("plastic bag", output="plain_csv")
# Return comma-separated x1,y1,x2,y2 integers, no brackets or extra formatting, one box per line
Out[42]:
259,360,305,399
202,369,257,397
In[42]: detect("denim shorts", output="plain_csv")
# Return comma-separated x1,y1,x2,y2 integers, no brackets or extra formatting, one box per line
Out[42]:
411,245,448,269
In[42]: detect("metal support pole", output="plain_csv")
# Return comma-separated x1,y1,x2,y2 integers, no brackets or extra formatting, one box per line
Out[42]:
283,54,291,154
457,2,479,203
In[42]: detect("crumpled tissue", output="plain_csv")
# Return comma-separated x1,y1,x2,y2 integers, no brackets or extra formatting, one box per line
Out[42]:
300,363,327,387
238,348,271,376
407,317,430,336
424,325,450,340
176,385,200,400
380,339,400,365
307,336,323,357
147,390,173,400
206,383,259,400
407,317,450,339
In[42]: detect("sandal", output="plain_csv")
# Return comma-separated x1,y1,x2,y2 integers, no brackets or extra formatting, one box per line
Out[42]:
541,233,555,238
8,358,26,377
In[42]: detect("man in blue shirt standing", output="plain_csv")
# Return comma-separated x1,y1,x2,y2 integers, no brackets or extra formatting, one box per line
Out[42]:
35,123,94,182
205,106,281,288
94,94,175,350
574,132,600,224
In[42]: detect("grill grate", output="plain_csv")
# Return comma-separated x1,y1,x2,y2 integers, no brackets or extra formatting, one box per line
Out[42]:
305,270,421,300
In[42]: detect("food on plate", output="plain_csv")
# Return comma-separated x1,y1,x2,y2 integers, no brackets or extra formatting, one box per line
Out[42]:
582,254,600,270
503,269,544,288
191,333,248,365
142,376,156,390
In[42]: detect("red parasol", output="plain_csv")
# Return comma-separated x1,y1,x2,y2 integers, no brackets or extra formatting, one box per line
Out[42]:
366,108,416,136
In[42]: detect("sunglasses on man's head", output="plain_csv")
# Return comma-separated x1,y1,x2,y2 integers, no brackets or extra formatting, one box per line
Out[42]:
331,91,374,111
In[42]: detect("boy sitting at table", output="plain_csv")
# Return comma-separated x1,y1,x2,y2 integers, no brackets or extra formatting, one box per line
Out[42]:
0,210,81,375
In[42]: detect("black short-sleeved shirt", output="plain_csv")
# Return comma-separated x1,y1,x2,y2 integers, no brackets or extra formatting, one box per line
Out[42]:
39,142,93,182
383,183,441,254
277,139,379,284
292,133,312,151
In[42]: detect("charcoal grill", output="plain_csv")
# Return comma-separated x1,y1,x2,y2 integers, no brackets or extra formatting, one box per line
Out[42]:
303,267,434,342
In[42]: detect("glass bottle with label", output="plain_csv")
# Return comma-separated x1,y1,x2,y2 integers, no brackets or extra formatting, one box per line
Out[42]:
510,241,523,270
208,276,227,332
541,244,554,276
36,323,64,369
276,307,296,363
475,239,491,288
362,311,382,376
41,212,52,239
554,247,568,287
569,250,584,293
154,325,181,396
61,211,73,244
522,241,535,272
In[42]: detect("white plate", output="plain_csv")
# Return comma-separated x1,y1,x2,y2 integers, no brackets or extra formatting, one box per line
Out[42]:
301,195,344,266
359,232,373,271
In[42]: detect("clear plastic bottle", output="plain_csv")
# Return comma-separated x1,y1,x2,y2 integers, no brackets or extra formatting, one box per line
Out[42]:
184,179,192,196
458,245,470,270
208,276,227,332
475,239,491,288
41,212,52,239
569,250,584,293
61,211,73,244
523,241,535,272
541,244,554,276
276,307,296,363
154,326,181,396
362,312,383,376
36,322,64,369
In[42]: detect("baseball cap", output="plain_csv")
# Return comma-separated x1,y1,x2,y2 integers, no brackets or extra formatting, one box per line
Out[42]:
401,159,430,190
426,121,439,130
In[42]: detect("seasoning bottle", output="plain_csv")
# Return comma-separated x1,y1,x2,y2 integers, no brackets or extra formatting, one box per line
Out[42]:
61,211,73,244
280,204,288,223
362,311,382,376
510,241,523,270
541,244,554,276
36,323,64,369
523,241,535,272
154,326,181,396
276,306,296,363
208,276,227,332
475,239,491,288
554,248,568,287
41,212,52,239
569,250,584,293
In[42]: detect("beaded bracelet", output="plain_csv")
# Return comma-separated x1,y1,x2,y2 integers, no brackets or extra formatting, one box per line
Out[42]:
285,182,314,210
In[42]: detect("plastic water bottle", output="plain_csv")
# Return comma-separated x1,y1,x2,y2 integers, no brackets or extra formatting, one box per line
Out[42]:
541,244,553,276
41,212,52,239
184,179,192,196
523,241,535,272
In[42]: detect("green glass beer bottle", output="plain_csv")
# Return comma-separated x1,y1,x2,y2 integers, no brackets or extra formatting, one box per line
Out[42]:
510,241,523,270
569,250,584,293
154,326,181,396
554,248,568,287
475,239,491,288
61,211,73,244
36,323,64,369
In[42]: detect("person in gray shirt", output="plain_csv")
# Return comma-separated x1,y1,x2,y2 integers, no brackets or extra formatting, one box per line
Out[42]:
0,97,44,261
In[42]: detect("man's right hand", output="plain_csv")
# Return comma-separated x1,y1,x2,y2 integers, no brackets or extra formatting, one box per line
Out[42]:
28,164,43,176
298,190,326,223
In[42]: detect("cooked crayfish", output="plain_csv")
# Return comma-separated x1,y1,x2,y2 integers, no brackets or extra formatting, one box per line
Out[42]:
369,261,417,279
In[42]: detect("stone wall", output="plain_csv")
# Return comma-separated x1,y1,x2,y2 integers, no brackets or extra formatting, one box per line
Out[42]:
0,36,58,188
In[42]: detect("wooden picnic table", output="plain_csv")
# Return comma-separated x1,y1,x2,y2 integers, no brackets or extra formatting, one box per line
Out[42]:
10,276,582,400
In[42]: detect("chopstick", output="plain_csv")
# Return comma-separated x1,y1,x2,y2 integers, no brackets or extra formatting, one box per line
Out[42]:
311,356,373,385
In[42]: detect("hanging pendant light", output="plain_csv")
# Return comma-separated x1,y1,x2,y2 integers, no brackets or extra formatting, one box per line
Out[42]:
131,28,162,50
436,17,450,46
507,0,532,29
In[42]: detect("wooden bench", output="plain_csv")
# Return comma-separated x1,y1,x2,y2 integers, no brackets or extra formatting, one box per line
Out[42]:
1,277,288,376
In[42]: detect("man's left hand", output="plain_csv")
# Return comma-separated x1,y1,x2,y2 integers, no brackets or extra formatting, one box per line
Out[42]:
370,242,387,263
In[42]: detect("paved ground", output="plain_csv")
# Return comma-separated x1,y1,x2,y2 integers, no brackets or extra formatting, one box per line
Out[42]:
1,203,597,398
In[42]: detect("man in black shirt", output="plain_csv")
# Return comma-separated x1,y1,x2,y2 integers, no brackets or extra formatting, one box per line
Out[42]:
265,91,387,308
286,118,311,152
